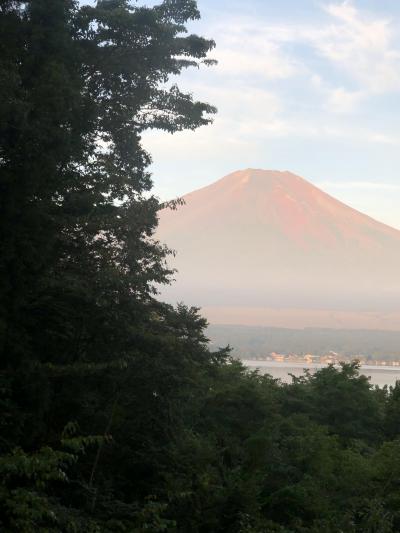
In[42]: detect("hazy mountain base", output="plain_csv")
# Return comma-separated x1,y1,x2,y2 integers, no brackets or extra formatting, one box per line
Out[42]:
208,324,400,360
201,305,400,331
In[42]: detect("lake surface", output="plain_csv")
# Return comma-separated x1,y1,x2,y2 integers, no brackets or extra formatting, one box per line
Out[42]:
243,360,400,388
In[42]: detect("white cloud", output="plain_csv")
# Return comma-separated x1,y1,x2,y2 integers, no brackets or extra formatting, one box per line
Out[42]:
310,74,324,88
210,22,300,81
324,1,359,23
319,125,400,146
366,132,400,146
315,1,400,93
309,74,365,114
202,2,400,119
144,85,287,156
327,87,364,113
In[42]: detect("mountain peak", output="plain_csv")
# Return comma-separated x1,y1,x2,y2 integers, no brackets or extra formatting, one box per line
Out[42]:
156,169,400,318
162,169,399,243
221,168,302,183
216,169,320,198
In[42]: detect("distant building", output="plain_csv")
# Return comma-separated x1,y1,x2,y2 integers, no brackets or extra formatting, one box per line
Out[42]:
271,352,286,362
304,354,320,363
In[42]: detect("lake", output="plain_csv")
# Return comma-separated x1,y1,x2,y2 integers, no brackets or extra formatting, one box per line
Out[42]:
243,360,400,388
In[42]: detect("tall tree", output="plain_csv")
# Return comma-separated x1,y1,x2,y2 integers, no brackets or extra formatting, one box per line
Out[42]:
0,0,216,529
0,0,215,368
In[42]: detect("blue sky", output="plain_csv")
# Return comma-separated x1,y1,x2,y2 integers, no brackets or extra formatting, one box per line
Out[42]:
141,0,400,229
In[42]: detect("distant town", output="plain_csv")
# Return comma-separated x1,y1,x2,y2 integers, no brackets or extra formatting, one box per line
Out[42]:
245,352,400,367
208,325,400,364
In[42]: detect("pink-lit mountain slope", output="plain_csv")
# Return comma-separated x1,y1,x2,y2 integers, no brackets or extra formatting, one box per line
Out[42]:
156,169,400,320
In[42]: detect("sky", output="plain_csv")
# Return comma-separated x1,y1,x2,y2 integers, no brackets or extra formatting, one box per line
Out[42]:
141,0,400,229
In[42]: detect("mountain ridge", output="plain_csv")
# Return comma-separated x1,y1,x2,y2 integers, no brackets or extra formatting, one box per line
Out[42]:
156,169,400,328
162,169,400,248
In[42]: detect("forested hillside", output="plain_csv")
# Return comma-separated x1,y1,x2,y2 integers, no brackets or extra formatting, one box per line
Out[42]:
1,2,400,532
208,325,400,360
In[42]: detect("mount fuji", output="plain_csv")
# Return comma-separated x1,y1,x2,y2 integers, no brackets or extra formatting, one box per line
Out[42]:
156,169,400,329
